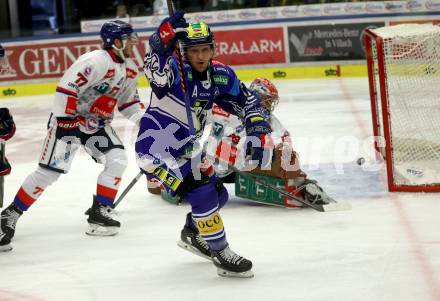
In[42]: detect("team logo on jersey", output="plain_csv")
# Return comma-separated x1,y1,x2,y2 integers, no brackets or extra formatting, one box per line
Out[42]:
93,82,110,94
194,99,209,118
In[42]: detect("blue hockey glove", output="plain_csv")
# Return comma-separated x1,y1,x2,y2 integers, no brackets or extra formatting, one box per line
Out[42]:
149,11,188,54
245,117,272,166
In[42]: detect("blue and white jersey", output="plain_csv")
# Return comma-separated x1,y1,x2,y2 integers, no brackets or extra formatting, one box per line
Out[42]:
136,47,266,173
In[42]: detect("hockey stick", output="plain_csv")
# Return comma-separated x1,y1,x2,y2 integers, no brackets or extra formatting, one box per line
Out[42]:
226,163,351,212
166,0,196,138
112,170,143,208
0,141,5,207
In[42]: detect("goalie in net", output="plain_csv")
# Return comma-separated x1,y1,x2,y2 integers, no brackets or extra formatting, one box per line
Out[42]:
149,78,332,208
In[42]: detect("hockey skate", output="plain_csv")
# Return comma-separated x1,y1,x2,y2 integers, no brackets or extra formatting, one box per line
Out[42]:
1,202,23,239
177,212,212,260
0,230,12,252
85,196,120,236
299,179,329,206
211,245,254,278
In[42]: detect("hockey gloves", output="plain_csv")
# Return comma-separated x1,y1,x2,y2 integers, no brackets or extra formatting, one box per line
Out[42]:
0,157,11,176
245,117,272,168
0,108,16,141
0,45,4,58
150,11,188,54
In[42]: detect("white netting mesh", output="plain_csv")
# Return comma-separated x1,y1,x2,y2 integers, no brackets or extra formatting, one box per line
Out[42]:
371,24,440,186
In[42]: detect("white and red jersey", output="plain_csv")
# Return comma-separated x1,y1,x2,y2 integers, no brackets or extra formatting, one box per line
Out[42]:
207,104,291,177
52,49,144,132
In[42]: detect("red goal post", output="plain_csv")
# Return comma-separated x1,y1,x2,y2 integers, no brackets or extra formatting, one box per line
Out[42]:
365,23,440,192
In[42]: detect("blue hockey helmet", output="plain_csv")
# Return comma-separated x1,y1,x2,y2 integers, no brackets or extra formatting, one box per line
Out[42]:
100,20,137,49
181,22,214,48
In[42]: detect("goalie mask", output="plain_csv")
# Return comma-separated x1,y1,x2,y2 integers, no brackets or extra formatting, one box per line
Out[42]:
249,78,279,112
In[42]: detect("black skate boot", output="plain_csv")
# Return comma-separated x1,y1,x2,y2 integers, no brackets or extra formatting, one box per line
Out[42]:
177,212,212,260
211,245,253,278
300,179,329,206
85,196,120,236
1,202,23,239
0,230,12,252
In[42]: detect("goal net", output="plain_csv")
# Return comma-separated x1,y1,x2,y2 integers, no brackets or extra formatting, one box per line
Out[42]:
365,23,440,192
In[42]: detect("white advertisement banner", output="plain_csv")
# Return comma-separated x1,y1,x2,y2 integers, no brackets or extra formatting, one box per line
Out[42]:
81,0,440,33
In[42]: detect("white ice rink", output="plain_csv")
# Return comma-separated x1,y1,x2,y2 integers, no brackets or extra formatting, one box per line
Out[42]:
0,78,439,301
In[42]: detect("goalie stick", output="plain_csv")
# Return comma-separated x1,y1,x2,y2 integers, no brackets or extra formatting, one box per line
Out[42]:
227,163,351,212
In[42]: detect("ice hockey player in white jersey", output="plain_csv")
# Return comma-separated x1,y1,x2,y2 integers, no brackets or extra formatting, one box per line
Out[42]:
0,20,144,252
207,78,329,208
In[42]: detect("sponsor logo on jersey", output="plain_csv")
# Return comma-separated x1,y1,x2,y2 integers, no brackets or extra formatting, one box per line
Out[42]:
212,104,230,117
151,166,181,191
65,96,77,115
90,95,117,118
213,74,228,85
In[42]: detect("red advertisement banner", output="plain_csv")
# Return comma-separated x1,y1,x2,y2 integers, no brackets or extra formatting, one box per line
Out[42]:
0,26,285,83
214,27,285,66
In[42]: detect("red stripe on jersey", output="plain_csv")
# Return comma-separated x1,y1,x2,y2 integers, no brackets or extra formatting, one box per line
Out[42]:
16,187,37,206
106,49,123,64
119,100,140,111
65,96,78,116
126,68,138,79
104,69,115,79
97,184,118,199
56,86,78,98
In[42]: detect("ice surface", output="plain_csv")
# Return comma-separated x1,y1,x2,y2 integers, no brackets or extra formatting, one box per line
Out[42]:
0,78,439,301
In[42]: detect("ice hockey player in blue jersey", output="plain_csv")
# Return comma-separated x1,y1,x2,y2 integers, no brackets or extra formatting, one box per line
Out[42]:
136,12,272,278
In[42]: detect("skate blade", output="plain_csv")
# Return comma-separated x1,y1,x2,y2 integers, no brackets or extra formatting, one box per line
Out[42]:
216,267,254,278
177,240,212,261
0,244,12,252
86,224,119,236
321,201,352,212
